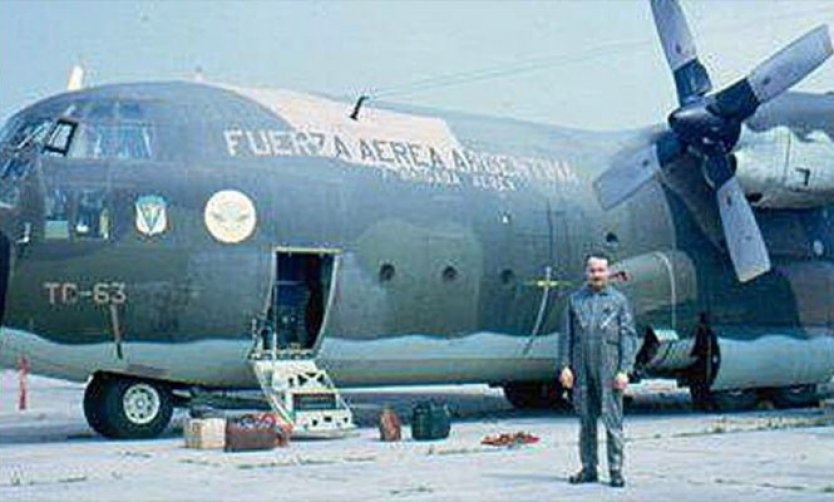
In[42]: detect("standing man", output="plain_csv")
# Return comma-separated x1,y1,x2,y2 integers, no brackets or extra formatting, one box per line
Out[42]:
557,253,637,488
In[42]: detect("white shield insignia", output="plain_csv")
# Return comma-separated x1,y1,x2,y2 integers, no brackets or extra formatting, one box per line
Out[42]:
135,195,168,236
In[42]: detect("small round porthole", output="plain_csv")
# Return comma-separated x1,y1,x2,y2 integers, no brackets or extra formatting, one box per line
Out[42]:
379,263,396,282
442,266,458,283
500,269,515,285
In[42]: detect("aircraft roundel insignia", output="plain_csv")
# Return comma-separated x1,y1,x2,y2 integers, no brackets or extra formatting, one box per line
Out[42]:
204,190,257,244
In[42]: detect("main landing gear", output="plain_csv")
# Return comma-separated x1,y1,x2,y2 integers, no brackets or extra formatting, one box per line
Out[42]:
84,373,174,439
684,318,821,412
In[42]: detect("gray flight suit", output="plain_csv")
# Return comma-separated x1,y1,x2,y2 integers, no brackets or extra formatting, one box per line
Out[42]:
557,284,637,474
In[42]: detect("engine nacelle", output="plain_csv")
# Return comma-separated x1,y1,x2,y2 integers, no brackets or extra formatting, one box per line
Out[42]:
734,125,834,209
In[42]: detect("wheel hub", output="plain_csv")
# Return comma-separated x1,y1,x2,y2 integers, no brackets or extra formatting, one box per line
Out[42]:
122,383,161,425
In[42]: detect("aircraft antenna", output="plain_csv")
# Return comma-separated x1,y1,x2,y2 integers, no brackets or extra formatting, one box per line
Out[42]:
367,4,834,101
349,94,370,121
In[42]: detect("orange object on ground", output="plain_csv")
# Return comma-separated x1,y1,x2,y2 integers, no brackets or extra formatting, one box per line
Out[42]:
481,431,540,447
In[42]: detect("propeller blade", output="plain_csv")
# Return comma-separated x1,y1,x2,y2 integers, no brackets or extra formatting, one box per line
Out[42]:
715,25,832,119
714,165,772,282
651,0,711,103
593,133,683,210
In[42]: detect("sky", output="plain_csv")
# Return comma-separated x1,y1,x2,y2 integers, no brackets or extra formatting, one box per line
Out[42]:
2,0,834,130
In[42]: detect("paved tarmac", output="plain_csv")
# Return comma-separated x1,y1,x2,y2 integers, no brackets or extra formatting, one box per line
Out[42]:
2,373,834,501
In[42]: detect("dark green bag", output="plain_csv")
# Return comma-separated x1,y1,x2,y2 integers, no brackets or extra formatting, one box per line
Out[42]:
411,401,451,441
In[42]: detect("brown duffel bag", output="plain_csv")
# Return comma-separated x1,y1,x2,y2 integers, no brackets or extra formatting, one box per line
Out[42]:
225,413,290,452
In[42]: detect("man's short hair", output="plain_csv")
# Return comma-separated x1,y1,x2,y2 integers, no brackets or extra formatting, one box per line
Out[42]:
585,251,610,265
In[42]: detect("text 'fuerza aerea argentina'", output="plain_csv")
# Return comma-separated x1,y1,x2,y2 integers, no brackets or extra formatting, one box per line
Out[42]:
223,128,578,192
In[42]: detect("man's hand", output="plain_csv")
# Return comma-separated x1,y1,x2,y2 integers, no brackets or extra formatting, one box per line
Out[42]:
613,372,629,391
559,367,574,389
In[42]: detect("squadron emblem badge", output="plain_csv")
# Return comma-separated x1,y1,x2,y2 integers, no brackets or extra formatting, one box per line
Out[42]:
135,195,168,237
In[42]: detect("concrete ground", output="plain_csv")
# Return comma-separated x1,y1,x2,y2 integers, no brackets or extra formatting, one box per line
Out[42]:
2,372,834,501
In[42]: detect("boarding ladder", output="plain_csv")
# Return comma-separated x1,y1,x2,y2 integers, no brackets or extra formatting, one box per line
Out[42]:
248,323,355,438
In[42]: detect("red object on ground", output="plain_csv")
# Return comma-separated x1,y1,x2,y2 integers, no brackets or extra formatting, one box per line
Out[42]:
262,412,293,447
481,431,540,447
18,356,29,411
224,413,292,452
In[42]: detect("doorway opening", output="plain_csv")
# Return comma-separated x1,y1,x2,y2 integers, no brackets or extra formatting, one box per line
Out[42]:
267,249,337,351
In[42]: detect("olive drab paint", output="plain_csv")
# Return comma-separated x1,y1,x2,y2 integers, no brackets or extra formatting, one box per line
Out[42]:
0,79,833,395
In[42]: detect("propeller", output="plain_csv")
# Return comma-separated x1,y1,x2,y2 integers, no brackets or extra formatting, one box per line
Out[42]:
593,0,833,282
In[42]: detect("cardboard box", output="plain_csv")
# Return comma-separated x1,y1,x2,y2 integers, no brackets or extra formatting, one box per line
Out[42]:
184,418,227,449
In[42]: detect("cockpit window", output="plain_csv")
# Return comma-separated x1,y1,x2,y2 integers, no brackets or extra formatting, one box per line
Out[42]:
3,117,52,150
88,102,115,121
3,100,156,161
67,122,154,160
43,120,77,156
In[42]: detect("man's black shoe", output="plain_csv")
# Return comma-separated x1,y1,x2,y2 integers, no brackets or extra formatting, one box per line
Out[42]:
568,469,598,484
610,471,625,488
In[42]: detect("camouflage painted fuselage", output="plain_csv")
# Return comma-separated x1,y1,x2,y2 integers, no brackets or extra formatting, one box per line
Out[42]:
0,81,832,389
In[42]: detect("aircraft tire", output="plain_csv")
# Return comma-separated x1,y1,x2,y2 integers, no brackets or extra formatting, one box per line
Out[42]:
83,374,111,436
88,375,174,439
502,381,571,410
770,385,819,410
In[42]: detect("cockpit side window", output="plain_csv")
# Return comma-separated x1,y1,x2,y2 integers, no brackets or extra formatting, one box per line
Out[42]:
75,189,110,240
44,189,71,240
44,188,111,241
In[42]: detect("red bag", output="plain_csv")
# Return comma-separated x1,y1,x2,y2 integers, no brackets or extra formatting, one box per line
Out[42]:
225,413,290,452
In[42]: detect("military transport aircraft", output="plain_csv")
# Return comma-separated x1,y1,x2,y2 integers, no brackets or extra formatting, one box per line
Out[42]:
3,0,834,439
